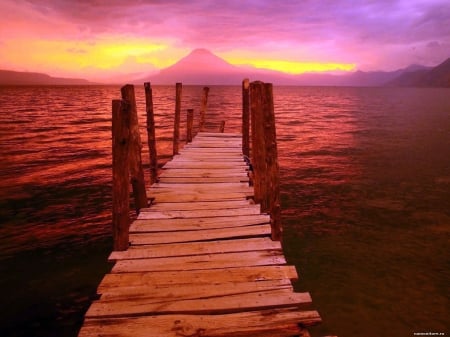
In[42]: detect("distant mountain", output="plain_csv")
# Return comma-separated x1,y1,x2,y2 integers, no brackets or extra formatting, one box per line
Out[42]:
387,58,450,87
0,70,93,85
138,48,244,84
140,48,448,87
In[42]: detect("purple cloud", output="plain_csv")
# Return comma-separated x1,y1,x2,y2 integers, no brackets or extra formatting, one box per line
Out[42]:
4,0,450,70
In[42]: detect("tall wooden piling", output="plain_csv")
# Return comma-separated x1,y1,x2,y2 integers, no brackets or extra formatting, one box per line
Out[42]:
144,82,158,185
121,84,148,213
250,81,267,207
262,83,282,241
173,82,182,155
186,108,194,143
111,99,130,251
249,80,282,241
199,86,209,132
242,78,250,158
219,120,225,133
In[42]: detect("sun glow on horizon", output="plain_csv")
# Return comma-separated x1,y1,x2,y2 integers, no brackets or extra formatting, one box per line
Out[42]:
230,58,356,74
1,36,178,77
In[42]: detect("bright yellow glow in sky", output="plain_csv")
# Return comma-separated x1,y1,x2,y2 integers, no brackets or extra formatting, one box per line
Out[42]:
2,37,175,76
1,35,356,79
235,59,356,74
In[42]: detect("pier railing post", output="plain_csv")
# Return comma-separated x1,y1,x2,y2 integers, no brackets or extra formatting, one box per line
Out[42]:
186,108,194,143
121,84,148,213
219,120,225,133
242,78,250,158
262,83,282,241
144,82,158,185
250,80,282,241
112,99,130,251
250,81,267,206
173,82,182,155
199,86,209,132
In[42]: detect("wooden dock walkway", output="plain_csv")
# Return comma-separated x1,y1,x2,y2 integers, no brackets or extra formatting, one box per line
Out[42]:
78,81,322,337
79,132,321,336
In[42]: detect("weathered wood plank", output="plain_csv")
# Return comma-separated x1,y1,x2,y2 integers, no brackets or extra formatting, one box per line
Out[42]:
196,132,242,137
111,250,285,273
79,309,319,337
85,289,312,318
178,147,243,153
98,279,293,300
129,224,271,245
184,143,242,148
109,237,282,261
98,266,299,290
130,214,271,232
173,152,244,158
158,176,250,183
150,192,253,202
148,200,255,211
159,169,248,177
172,157,245,162
163,161,248,169
151,182,251,189
137,206,261,219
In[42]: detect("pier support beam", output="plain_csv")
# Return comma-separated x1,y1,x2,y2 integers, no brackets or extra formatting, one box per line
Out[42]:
242,78,250,158
121,84,148,213
144,82,158,185
173,82,182,156
199,86,209,132
111,99,130,251
187,108,194,143
250,81,282,241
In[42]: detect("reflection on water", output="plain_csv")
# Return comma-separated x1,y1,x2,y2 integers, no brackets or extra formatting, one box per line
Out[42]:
0,85,449,337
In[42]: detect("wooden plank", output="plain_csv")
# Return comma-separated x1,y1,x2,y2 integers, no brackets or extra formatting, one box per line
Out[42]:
174,152,244,158
109,237,282,260
184,143,242,148
159,169,248,177
111,250,285,273
137,206,262,219
97,266,299,290
178,147,243,153
129,224,271,245
150,192,253,202
172,157,245,162
152,182,251,189
85,289,312,317
158,176,249,183
163,161,248,169
98,279,293,300
148,200,255,211
79,309,320,337
196,132,242,137
130,214,271,232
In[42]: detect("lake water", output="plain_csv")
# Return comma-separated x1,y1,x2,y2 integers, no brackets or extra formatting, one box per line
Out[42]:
0,85,449,337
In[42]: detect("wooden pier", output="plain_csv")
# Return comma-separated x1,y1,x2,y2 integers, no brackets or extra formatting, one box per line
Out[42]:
78,80,322,337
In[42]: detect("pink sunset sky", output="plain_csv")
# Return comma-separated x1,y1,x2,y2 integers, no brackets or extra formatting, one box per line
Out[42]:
1,0,449,81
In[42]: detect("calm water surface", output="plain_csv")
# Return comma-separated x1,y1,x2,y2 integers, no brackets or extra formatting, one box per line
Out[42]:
0,85,449,337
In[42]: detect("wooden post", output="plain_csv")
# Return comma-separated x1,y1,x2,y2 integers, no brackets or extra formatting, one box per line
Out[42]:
219,120,225,133
112,99,130,251
262,83,282,241
121,84,148,213
186,108,194,143
242,78,250,158
144,82,158,185
173,82,182,155
199,86,209,132
250,81,267,207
